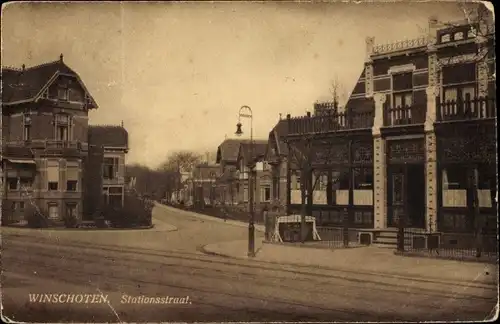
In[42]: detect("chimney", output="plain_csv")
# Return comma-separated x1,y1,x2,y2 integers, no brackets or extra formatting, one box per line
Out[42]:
59,53,64,62
22,64,25,71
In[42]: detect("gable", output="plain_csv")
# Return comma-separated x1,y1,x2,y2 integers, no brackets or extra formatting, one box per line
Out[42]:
46,75,86,103
1,58,98,109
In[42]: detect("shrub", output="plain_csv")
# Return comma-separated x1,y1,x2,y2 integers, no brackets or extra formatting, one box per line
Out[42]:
102,194,152,228
25,206,48,228
63,213,78,228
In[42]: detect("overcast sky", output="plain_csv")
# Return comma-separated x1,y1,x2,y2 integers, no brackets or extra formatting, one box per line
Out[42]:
2,1,466,168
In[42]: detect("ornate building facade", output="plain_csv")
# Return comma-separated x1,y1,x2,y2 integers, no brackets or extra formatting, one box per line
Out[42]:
284,14,496,246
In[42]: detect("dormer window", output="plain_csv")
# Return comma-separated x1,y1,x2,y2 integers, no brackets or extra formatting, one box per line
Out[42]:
58,87,69,101
441,34,451,43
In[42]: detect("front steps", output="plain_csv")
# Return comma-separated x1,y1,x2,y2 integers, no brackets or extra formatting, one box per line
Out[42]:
373,228,412,249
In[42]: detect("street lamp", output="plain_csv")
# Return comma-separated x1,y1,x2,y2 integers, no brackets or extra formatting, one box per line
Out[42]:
235,105,255,258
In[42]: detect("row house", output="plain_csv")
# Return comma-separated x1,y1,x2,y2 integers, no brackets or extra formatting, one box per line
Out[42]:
214,138,270,213
88,125,129,208
264,118,289,211
284,14,496,247
235,140,270,213
191,163,219,207
215,138,249,206
1,55,98,225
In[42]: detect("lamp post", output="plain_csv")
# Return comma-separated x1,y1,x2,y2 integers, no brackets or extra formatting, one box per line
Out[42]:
235,105,255,258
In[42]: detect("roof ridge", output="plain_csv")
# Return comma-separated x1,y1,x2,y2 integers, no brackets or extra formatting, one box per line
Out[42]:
24,60,62,71
89,124,125,128
1,65,22,71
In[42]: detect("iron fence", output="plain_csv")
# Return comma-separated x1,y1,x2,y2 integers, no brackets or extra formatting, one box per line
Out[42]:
399,227,498,262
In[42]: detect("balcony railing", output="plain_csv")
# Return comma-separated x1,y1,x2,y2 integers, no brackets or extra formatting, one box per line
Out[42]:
287,110,374,136
5,140,84,150
437,96,496,122
384,104,426,127
372,36,428,55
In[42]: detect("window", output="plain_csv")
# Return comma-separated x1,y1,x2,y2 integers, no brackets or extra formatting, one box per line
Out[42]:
19,176,33,190
68,88,84,103
292,171,301,190
394,92,413,108
48,204,59,220
47,160,59,191
392,72,413,110
24,125,31,141
477,165,495,190
19,202,25,212
260,185,271,202
454,32,464,41
443,85,475,103
442,166,468,190
313,173,328,190
54,114,70,141
103,157,119,180
57,125,68,141
66,203,77,218
66,163,79,191
442,63,476,85
67,180,77,191
23,114,32,141
8,177,18,190
243,186,249,202
353,168,373,190
57,87,68,101
103,187,124,207
441,34,451,43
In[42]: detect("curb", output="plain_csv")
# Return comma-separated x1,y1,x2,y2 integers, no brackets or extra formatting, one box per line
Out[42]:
394,250,498,265
200,242,497,288
158,204,265,233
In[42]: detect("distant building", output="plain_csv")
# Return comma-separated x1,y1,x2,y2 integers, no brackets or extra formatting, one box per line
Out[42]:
88,125,129,208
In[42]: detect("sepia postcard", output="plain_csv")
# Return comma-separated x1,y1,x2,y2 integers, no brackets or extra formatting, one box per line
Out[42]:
0,0,498,322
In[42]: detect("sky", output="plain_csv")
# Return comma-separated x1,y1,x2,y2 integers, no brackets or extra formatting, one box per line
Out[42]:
1,1,468,168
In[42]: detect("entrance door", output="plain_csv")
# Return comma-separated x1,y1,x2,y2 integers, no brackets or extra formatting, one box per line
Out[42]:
387,164,426,228
387,166,405,227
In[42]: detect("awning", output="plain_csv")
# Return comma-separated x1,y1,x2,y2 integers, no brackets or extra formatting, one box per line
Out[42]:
6,159,36,165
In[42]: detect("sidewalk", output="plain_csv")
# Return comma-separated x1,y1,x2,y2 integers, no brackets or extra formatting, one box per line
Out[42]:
202,239,498,286
156,203,265,232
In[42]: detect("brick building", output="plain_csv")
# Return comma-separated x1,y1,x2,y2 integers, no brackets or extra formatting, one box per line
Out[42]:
88,125,129,209
1,55,130,226
1,55,97,225
284,14,496,247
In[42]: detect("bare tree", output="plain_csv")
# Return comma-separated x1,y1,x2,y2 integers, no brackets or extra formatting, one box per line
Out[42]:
159,150,203,201
329,76,348,108
286,136,335,243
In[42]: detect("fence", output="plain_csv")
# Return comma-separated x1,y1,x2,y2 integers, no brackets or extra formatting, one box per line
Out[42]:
264,213,362,248
287,110,374,135
398,226,498,262
437,96,496,121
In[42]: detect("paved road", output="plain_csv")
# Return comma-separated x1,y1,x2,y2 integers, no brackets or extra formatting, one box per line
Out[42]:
1,206,497,322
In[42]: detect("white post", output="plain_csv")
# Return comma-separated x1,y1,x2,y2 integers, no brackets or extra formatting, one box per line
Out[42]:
425,85,439,233
372,93,387,229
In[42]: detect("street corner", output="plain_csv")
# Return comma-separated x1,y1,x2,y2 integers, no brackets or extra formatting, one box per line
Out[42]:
200,239,264,260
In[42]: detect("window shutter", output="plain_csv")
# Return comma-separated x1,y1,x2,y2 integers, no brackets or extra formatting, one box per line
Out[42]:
47,161,59,182
67,167,79,181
